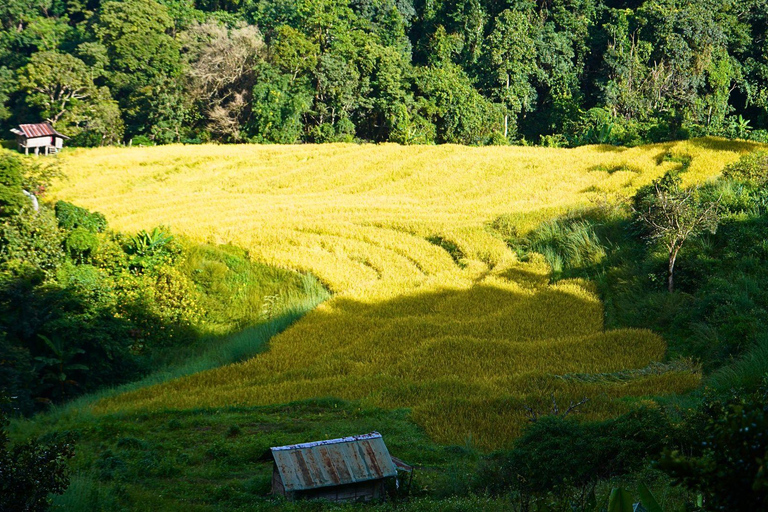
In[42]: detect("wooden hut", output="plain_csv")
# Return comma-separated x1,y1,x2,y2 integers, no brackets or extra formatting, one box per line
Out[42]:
269,432,410,502
10,123,69,155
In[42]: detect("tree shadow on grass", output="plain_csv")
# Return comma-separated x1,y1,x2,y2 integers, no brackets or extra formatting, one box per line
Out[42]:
687,137,763,153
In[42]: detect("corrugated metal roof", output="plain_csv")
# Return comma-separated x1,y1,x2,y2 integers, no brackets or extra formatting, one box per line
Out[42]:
15,123,69,139
271,432,398,492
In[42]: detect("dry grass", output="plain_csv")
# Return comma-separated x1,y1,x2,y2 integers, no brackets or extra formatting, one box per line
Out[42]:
50,138,756,449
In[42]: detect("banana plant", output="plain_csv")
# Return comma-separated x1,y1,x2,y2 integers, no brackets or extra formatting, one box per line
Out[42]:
128,227,175,271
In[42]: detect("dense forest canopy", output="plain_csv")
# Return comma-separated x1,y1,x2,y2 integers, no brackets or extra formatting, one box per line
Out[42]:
1,0,768,146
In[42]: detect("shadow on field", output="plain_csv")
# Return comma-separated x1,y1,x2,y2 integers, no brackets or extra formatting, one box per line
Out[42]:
687,137,763,153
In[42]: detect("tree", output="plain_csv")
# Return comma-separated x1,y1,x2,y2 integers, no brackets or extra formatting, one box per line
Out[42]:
94,0,182,137
64,86,125,146
18,51,94,125
484,9,538,139
633,171,720,292
418,58,503,145
185,22,265,141
0,397,75,511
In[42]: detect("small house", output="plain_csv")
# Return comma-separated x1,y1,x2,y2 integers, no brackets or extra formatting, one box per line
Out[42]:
10,123,69,155
269,432,411,502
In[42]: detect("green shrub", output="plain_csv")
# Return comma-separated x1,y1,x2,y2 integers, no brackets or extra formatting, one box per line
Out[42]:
0,151,27,217
475,409,673,506
0,408,76,511
657,387,768,510
64,227,100,262
54,201,107,232
130,135,155,147
0,208,65,274
127,227,178,272
722,150,768,186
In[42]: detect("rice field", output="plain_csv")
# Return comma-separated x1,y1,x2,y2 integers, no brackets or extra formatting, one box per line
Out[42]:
50,138,757,449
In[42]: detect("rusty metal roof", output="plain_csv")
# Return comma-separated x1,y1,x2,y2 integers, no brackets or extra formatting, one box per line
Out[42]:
13,123,69,139
270,432,398,492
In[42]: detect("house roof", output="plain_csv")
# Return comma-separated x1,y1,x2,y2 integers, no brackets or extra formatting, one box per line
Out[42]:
11,123,69,139
270,432,398,492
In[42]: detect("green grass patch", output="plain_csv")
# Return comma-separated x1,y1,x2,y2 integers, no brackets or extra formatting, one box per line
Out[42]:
37,399,488,511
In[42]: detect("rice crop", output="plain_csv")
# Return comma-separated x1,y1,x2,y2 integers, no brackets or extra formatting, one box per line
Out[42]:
50,138,756,449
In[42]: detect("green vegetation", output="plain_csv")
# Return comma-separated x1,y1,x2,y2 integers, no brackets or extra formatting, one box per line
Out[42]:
0,149,328,416
508,150,768,385
0,398,75,511
2,1,768,146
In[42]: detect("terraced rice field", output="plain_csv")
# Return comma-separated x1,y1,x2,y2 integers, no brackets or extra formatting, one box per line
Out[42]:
51,138,755,449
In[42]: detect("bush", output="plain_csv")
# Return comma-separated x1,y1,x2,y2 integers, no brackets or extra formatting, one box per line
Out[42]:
475,408,674,509
130,135,155,147
722,150,768,186
0,151,27,217
0,405,75,511
64,227,100,262
657,388,768,510
54,201,107,232
0,208,66,275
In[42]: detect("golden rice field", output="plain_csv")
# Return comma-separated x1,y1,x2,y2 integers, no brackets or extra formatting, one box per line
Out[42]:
50,138,758,449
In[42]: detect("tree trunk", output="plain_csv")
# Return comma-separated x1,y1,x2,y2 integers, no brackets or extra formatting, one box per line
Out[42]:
668,245,680,293
504,74,510,139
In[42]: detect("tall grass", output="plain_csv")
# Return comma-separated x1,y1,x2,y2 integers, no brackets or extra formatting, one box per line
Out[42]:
44,138,754,449
707,335,768,391
523,218,606,276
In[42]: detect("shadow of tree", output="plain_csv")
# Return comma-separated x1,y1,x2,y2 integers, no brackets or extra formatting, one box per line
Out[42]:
686,137,763,153
96,274,697,450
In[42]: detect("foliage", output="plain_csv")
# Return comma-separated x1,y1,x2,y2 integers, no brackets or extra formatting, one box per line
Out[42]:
55,200,107,232
0,206,65,274
633,171,720,292
127,227,178,272
476,409,674,509
657,387,768,510
2,0,767,145
0,150,26,217
722,150,768,186
0,404,75,511
18,51,94,125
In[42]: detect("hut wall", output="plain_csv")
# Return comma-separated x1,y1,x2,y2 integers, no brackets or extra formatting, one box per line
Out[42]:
296,480,385,502
24,137,51,149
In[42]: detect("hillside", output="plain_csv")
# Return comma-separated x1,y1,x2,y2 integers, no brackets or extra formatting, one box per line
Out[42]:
50,138,755,449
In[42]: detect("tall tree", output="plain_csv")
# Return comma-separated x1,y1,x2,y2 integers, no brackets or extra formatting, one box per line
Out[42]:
633,172,720,293
185,22,265,141
483,9,538,139
18,51,93,125
94,0,182,137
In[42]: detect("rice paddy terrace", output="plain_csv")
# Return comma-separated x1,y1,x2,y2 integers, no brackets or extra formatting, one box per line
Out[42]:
51,138,753,449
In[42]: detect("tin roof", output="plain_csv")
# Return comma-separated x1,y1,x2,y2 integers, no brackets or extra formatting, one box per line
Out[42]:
270,432,398,492
12,123,69,139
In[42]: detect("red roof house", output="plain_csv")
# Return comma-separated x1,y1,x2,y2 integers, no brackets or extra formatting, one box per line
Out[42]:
10,123,69,155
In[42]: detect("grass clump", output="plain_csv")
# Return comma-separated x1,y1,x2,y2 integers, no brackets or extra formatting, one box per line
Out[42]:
519,217,606,278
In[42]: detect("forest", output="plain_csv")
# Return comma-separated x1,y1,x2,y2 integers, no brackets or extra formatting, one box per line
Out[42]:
2,0,768,147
